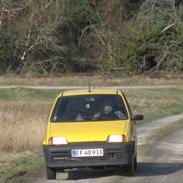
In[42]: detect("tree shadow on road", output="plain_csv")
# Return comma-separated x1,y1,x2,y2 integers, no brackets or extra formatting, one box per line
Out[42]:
66,168,119,180
65,162,183,180
136,162,183,176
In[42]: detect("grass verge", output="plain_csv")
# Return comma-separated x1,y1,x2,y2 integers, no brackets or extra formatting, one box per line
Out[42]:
0,149,43,183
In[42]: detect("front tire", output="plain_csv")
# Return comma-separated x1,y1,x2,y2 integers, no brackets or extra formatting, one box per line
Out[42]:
46,167,56,180
125,155,136,176
134,155,137,170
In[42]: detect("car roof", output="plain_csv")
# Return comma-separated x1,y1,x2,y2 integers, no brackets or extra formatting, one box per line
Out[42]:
59,89,121,97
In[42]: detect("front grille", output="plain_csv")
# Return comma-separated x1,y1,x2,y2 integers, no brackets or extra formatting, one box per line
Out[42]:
68,142,106,146
51,151,70,159
49,142,125,161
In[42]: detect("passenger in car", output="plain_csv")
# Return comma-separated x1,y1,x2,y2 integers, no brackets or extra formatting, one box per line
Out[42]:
100,104,119,120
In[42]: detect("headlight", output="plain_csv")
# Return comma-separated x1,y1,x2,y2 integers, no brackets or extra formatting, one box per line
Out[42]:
49,137,68,145
107,135,127,143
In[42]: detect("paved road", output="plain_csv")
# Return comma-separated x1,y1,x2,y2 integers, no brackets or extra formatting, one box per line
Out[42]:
24,114,183,183
0,85,183,90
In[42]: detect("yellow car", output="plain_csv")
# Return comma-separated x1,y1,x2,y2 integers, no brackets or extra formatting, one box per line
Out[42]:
43,89,143,179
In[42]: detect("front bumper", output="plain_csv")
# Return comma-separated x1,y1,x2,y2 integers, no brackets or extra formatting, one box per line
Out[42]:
43,142,134,169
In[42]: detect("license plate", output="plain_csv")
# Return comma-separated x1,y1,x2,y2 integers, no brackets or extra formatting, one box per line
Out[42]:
71,148,104,157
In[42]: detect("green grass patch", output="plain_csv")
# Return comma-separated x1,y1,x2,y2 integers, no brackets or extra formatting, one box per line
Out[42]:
123,87,183,123
0,149,43,183
0,88,61,102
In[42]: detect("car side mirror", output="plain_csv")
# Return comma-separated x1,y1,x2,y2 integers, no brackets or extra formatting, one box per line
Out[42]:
132,114,144,121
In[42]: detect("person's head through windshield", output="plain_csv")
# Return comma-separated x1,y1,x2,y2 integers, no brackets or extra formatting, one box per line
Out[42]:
103,105,112,114
103,98,113,114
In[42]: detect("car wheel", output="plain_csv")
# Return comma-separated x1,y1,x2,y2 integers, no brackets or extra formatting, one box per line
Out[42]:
134,155,137,170
46,167,56,180
124,155,136,176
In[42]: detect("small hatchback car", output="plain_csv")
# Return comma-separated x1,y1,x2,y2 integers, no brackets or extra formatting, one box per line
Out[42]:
43,89,143,179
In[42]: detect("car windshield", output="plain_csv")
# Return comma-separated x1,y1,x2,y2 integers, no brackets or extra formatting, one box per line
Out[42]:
51,94,128,122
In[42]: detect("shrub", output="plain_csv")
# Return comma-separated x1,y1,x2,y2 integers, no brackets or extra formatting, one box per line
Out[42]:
53,0,99,72
62,1,98,45
123,24,183,74
121,1,183,74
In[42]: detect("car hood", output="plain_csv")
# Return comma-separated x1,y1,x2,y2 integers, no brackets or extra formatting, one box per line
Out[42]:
50,120,128,142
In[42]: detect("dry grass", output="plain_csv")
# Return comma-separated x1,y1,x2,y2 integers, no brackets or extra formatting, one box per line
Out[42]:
0,102,51,153
0,74,183,86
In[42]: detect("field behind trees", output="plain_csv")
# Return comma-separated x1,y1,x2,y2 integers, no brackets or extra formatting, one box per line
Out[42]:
0,0,183,75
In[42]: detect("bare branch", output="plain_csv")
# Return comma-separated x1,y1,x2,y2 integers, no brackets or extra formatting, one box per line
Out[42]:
0,5,5,27
20,28,32,62
161,23,175,33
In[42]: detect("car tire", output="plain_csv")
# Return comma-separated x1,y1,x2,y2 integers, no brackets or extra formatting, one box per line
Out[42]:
124,155,136,176
46,167,56,180
134,155,137,170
